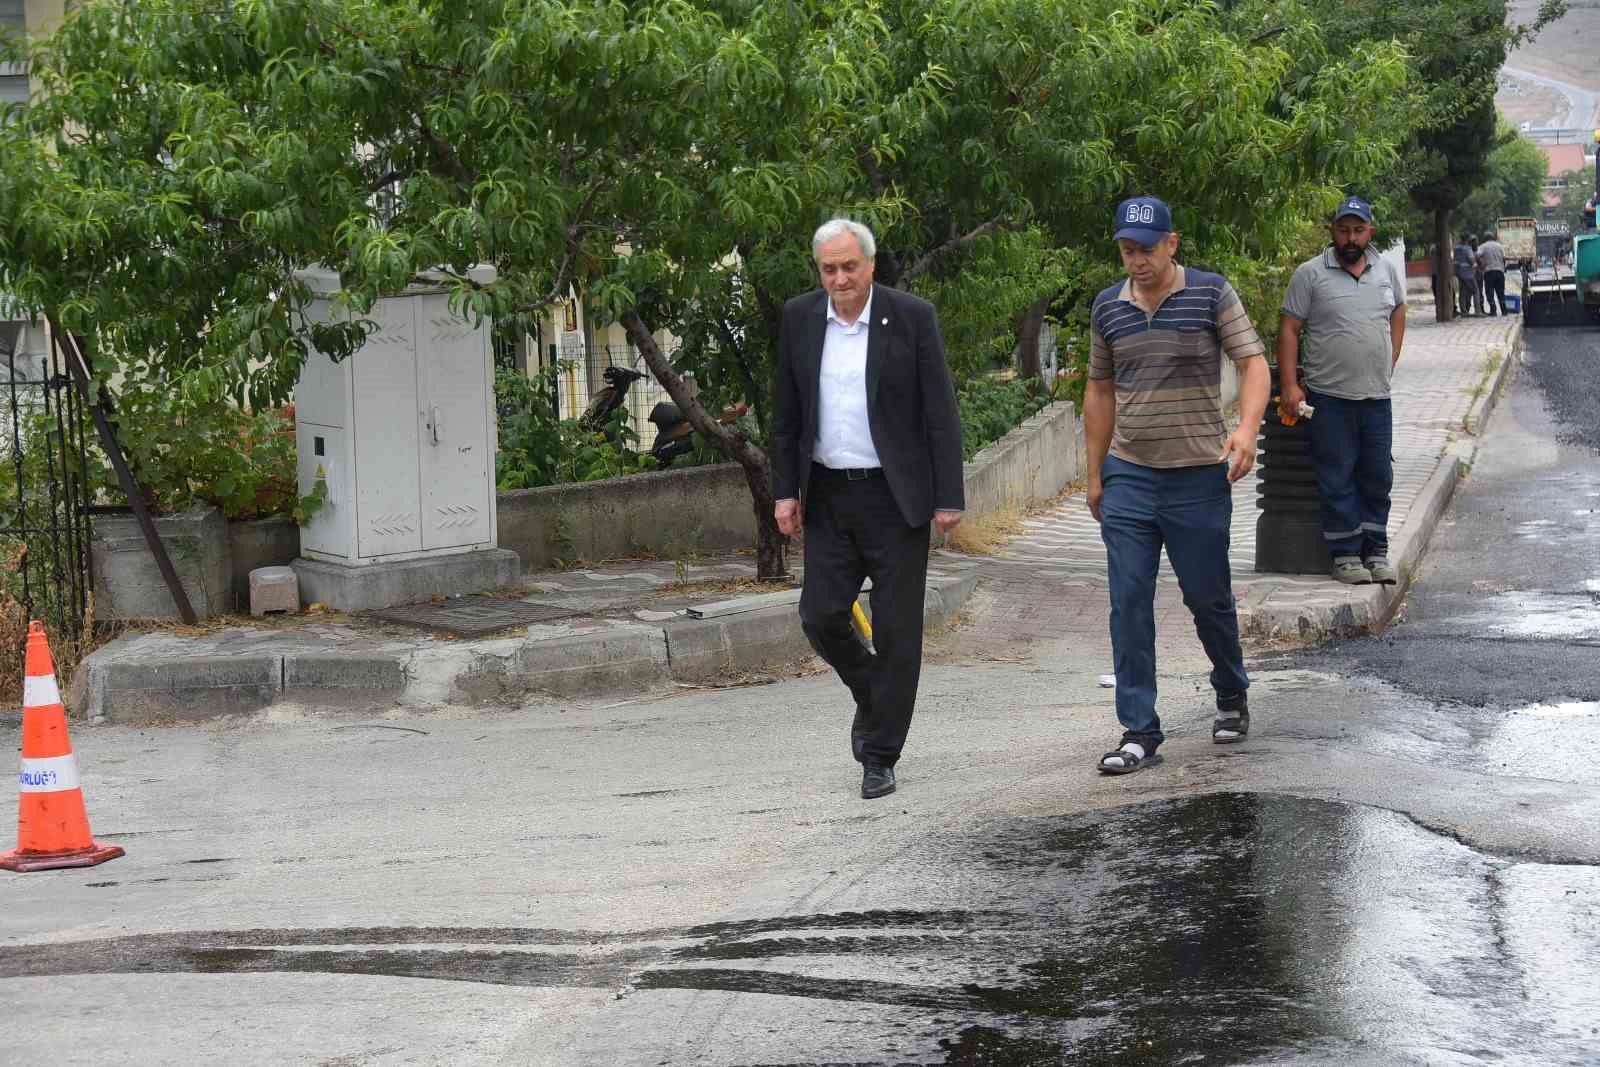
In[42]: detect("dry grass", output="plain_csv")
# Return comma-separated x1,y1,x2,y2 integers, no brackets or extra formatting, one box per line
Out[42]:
0,586,120,710
943,505,1027,555
649,575,799,600
942,484,1085,557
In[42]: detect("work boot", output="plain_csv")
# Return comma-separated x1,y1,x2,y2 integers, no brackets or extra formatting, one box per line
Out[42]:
1332,557,1371,585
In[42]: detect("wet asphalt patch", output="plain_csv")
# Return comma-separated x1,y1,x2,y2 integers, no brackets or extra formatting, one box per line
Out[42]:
6,794,1595,1065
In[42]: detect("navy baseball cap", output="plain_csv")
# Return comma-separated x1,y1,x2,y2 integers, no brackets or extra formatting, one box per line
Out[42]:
1113,196,1173,246
1334,195,1374,222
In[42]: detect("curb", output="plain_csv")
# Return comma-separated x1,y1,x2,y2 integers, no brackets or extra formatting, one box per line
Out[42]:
1240,329,1520,643
75,569,982,725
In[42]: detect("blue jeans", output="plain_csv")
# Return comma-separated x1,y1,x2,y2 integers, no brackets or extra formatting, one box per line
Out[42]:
1099,455,1250,750
1305,392,1393,561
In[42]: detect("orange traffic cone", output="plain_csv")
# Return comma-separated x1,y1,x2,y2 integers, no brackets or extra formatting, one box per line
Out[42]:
0,621,124,872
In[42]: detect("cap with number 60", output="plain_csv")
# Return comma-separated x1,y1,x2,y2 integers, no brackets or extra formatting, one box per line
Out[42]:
1113,196,1173,246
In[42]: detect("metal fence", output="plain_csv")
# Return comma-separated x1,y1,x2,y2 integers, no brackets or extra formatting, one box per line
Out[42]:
544,342,685,450
1,320,94,643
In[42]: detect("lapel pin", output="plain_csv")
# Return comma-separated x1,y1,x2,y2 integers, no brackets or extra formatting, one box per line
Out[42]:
881,317,888,326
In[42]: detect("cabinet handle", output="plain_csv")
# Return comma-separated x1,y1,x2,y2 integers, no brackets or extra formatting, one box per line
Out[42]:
429,405,441,445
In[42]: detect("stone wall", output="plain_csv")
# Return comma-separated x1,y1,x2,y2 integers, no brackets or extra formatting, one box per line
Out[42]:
961,400,1085,519
497,462,756,571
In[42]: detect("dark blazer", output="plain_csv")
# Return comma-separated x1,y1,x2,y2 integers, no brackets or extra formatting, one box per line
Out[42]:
771,284,964,528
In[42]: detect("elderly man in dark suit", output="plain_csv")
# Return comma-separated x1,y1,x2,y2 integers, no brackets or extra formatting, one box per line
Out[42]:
771,218,965,799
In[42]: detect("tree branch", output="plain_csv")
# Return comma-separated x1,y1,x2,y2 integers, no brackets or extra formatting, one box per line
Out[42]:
369,168,408,193
418,116,477,185
901,217,1017,283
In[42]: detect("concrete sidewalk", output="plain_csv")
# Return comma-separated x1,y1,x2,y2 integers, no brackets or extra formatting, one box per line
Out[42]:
986,303,1522,641
72,555,981,724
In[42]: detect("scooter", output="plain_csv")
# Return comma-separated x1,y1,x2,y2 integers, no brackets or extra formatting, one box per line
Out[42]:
647,398,750,467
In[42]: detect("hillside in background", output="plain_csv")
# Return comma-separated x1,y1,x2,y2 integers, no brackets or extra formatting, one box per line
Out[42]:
1495,0,1600,129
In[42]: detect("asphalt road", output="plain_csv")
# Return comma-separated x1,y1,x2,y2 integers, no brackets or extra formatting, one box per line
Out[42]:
3,328,1600,1065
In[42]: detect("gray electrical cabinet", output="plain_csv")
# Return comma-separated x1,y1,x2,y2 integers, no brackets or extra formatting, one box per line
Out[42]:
294,269,499,566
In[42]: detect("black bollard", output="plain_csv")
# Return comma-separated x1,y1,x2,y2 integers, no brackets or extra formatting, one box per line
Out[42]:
1255,381,1331,575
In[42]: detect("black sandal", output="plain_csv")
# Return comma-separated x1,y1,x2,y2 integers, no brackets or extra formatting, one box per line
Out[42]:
1212,712,1249,744
1098,746,1163,775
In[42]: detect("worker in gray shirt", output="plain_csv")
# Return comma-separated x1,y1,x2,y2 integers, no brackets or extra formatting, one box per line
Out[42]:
1277,196,1407,586
1452,237,1480,316
1477,232,1507,316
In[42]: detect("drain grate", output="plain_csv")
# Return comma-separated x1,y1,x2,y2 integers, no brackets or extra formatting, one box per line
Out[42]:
368,597,583,636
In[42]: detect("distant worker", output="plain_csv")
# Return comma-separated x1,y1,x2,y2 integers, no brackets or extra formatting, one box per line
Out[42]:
1470,235,1486,312
1278,196,1407,586
1477,232,1506,316
1452,236,1480,317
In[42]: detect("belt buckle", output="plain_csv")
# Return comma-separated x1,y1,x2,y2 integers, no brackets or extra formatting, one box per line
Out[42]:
847,468,867,481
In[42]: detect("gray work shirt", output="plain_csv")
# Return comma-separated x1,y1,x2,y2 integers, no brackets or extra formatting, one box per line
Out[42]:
1282,247,1406,401
1478,240,1506,272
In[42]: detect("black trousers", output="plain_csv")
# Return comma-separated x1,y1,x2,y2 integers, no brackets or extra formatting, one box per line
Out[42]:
799,464,931,767
1484,269,1506,315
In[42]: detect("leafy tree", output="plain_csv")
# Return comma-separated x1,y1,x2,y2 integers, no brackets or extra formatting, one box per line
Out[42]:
872,0,1413,372
1454,125,1549,236
0,0,1417,582
0,0,916,577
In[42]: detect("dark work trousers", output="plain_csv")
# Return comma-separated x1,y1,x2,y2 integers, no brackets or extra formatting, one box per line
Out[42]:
798,464,931,767
1484,269,1506,315
1305,391,1394,561
1099,455,1249,752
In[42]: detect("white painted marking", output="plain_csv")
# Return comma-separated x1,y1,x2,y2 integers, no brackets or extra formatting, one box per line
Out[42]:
23,674,61,708
18,754,80,793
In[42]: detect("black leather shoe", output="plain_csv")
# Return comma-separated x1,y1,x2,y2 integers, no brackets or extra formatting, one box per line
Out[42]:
861,763,896,799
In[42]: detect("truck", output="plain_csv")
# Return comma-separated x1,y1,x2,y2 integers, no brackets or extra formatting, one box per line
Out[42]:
1496,216,1537,267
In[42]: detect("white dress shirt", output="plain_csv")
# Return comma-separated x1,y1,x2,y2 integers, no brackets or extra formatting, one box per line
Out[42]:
814,287,882,470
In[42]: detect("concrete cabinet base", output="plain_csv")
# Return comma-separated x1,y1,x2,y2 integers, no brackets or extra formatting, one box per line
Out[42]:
291,548,520,612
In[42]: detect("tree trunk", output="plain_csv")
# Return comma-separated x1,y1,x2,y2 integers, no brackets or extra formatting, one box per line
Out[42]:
619,307,788,579
1434,207,1455,323
1013,296,1049,380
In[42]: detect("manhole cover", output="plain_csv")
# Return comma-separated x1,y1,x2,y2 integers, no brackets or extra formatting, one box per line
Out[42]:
368,597,582,636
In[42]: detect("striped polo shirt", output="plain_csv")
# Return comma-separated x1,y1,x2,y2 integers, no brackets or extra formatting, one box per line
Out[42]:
1089,266,1266,469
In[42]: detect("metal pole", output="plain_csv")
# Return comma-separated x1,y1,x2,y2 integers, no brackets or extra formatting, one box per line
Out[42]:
49,322,198,625
4,329,33,623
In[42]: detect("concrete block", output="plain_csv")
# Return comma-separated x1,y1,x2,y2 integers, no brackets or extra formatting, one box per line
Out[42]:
291,548,520,612
283,653,407,692
665,607,810,683
92,506,232,620
507,625,670,697
229,515,300,609
96,654,281,723
249,566,300,615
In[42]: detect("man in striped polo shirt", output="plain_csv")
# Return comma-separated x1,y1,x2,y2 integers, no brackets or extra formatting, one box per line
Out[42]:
1086,196,1271,775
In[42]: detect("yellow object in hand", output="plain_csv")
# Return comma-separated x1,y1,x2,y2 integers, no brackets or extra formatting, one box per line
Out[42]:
851,600,873,641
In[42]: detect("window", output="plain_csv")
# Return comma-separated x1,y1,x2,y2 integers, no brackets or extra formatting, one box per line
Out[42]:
0,0,27,106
